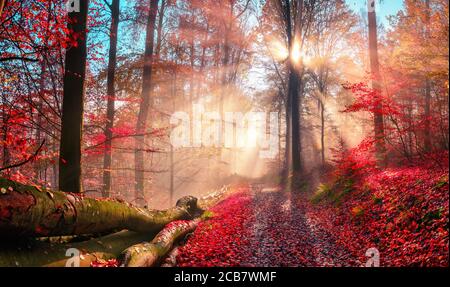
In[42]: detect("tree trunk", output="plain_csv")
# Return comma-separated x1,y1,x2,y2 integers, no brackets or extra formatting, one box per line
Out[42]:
155,0,166,57
102,0,120,198
169,67,177,206
59,0,89,193
119,219,200,267
290,67,302,172
34,63,46,181
424,0,432,152
135,0,159,206
0,177,201,238
282,0,303,176
0,230,154,267
367,0,386,165
0,184,231,267
319,99,325,165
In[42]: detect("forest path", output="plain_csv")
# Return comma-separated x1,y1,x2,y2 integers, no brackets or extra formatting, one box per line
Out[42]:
176,183,361,267
242,184,360,267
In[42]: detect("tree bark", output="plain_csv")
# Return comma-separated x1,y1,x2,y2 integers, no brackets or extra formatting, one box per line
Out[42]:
59,0,89,193
118,187,231,267
119,219,200,267
0,183,231,267
367,0,386,165
290,67,302,172
0,230,154,267
319,99,325,165
135,0,159,206
0,178,201,238
102,0,120,198
282,0,303,175
424,0,432,152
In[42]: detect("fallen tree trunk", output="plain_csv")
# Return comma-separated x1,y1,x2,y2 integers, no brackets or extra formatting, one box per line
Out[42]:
0,178,201,238
115,187,231,268
0,230,155,267
119,219,200,267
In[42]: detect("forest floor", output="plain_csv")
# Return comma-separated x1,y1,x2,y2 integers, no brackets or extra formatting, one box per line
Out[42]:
176,184,362,267
176,166,449,267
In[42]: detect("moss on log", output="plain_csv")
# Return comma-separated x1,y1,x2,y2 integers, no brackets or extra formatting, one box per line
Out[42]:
119,219,200,267
0,178,200,238
0,230,156,267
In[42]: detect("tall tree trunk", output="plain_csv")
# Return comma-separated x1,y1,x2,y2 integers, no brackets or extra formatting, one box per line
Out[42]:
289,67,301,172
319,99,325,165
281,0,292,181
102,0,120,198
155,0,166,57
278,96,283,173
1,94,10,171
59,0,89,193
1,123,9,170
424,79,432,151
283,87,291,179
34,63,46,181
424,0,432,152
367,0,386,165
283,0,303,174
169,65,177,206
135,0,159,206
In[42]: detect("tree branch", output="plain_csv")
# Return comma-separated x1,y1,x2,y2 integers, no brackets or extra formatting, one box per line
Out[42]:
0,56,38,62
0,140,45,172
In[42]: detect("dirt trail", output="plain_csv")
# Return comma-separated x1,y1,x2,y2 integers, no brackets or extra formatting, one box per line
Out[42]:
176,183,362,267
243,184,360,267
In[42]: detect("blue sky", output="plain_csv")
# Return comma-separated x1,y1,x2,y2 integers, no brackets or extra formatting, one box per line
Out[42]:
345,0,405,28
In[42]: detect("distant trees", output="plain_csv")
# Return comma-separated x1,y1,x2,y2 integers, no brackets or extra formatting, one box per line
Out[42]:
267,0,348,179
380,0,449,163
306,0,356,166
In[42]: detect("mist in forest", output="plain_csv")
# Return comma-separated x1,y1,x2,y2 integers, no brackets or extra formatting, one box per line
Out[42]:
0,0,448,210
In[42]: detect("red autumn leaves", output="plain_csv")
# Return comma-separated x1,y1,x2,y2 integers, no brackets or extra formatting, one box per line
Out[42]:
308,167,449,266
177,189,254,267
176,167,448,267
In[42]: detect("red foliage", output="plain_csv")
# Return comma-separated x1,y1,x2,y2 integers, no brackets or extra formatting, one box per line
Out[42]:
343,82,401,116
177,189,255,267
343,81,449,166
309,166,449,266
330,137,377,180
91,258,119,268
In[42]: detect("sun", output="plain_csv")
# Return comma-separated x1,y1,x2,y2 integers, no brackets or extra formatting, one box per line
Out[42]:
291,40,301,64
269,39,289,61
